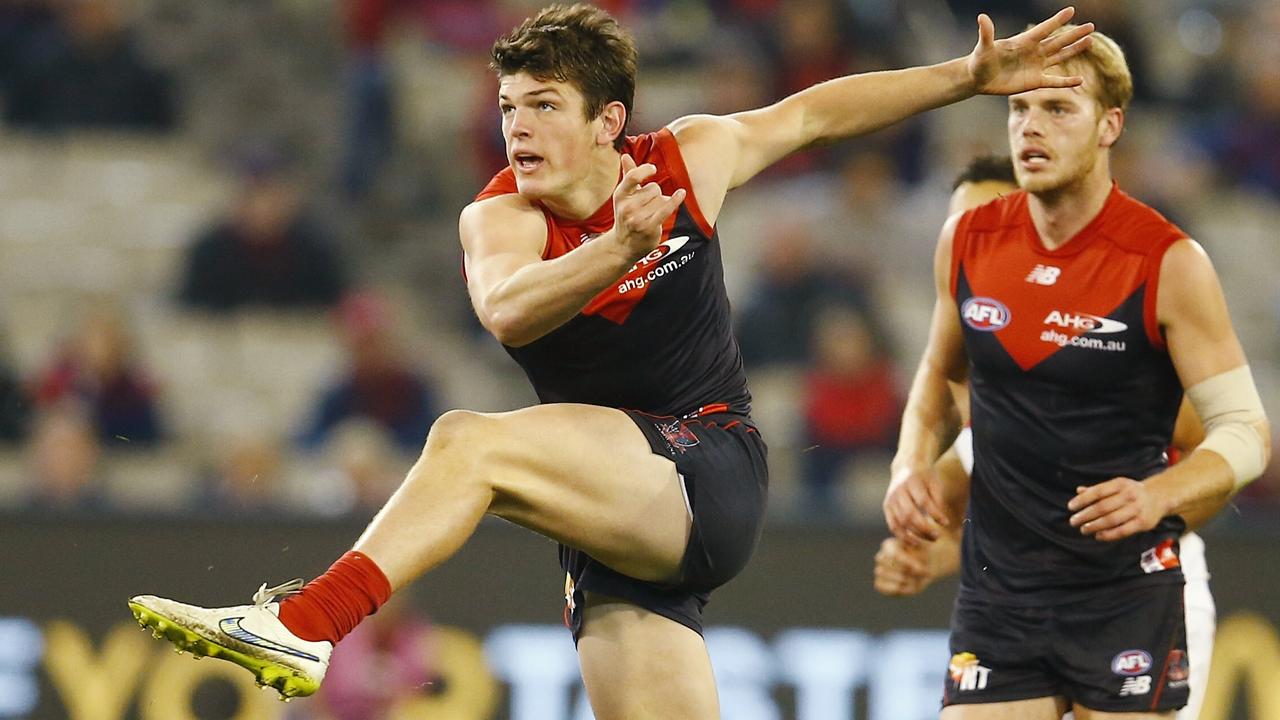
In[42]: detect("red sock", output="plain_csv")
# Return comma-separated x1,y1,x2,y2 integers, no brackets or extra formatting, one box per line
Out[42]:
277,551,392,644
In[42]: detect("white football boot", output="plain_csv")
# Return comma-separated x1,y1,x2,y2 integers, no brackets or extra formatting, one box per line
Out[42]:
128,579,332,700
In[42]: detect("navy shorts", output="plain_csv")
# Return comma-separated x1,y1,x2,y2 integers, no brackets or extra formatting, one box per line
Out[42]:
944,580,1189,713
559,409,768,639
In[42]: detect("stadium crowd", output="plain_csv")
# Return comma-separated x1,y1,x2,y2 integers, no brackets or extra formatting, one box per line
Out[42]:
0,0,1276,528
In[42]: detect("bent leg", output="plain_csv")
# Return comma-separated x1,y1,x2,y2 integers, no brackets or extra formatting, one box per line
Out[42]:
354,403,691,590
941,697,1068,720
578,594,719,720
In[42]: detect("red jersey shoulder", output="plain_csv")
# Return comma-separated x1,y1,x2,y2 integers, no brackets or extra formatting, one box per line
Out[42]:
964,190,1028,233
1102,188,1187,253
628,131,661,166
627,130,691,198
476,166,517,202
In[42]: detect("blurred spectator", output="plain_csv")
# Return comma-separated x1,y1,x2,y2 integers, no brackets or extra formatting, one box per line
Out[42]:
1196,10,1280,199
701,42,772,117
469,74,510,183
0,2,61,102
758,0,858,176
799,305,902,520
178,145,348,312
338,48,392,202
340,0,511,198
2,0,176,131
197,431,292,517
0,338,31,444
310,594,441,720
1071,1,1154,104
34,308,164,447
25,402,107,512
944,0,1037,25
338,0,406,200
818,147,935,273
298,293,438,453
767,0,855,101
304,419,405,518
735,221,876,368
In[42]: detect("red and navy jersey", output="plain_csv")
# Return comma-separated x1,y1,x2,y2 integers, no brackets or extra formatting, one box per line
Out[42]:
473,129,751,417
951,185,1187,602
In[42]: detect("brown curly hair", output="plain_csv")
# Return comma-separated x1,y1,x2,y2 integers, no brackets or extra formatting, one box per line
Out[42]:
490,4,638,149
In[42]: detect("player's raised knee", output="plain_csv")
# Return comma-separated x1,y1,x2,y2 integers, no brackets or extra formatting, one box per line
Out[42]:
421,408,490,458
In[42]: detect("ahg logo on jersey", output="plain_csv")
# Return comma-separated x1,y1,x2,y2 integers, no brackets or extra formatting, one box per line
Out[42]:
961,297,1010,332
1043,310,1128,334
1039,310,1129,352
615,236,695,294
949,652,992,691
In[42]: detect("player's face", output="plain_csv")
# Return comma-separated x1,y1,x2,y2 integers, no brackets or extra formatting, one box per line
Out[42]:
1007,81,1111,195
499,73,599,201
948,179,1018,215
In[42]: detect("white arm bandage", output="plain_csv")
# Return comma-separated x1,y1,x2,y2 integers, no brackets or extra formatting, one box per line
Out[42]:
1186,365,1270,492
953,425,975,476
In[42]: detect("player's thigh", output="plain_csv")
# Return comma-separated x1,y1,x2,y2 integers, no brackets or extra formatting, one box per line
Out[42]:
463,403,689,582
577,594,719,720
941,697,1068,720
1072,707,1173,720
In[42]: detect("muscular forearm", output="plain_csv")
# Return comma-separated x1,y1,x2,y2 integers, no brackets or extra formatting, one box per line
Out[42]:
892,361,962,483
789,58,975,148
929,525,963,579
480,232,639,347
1145,450,1236,531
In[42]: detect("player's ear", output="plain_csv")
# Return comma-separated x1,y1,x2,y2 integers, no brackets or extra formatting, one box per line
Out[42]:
596,100,627,147
1099,106,1124,149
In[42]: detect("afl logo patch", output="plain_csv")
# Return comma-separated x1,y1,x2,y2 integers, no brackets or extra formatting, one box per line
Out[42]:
962,297,1011,332
1111,650,1153,676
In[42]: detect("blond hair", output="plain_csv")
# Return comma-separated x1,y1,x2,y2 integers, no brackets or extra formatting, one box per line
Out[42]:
1050,25,1133,111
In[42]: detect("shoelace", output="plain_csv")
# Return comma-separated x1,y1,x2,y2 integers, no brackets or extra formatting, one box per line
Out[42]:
252,578,305,608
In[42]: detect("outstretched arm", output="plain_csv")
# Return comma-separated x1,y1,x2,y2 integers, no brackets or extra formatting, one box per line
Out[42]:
671,8,1092,223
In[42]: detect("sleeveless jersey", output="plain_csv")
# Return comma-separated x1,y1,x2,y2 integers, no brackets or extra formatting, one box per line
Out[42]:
951,185,1187,602
473,129,751,417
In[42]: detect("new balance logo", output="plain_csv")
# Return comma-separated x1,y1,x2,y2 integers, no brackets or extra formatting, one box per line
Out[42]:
219,617,321,661
1119,676,1152,696
1026,264,1061,285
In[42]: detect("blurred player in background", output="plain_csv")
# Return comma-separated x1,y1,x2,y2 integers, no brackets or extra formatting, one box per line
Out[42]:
883,25,1269,720
875,154,1217,720
128,3,1095,716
